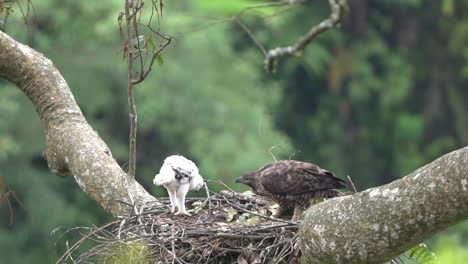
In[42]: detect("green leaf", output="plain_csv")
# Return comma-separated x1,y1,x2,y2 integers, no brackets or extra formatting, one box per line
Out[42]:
407,243,438,264
147,37,157,51
156,54,164,65
246,216,260,224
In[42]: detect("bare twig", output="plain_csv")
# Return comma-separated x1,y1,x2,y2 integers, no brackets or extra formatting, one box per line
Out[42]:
171,225,176,264
122,0,172,177
204,182,212,210
56,221,117,263
346,175,358,193
268,145,279,162
234,18,267,56
267,144,294,162
223,0,345,73
236,0,290,18
218,190,269,206
0,0,34,31
120,0,343,75
264,0,348,72
0,176,26,225
124,0,138,178
218,193,299,225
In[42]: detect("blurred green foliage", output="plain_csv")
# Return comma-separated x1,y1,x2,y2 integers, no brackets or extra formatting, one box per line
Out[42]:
0,0,467,262
434,231,468,263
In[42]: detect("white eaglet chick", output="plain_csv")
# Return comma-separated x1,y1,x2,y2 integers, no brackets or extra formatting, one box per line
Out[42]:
153,155,204,216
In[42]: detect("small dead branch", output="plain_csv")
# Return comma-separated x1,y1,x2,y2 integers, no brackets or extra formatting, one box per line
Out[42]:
56,191,299,264
0,176,26,225
346,175,358,193
264,0,348,72
0,0,34,31
151,0,345,74
222,0,348,73
123,0,138,178
121,0,172,178
204,182,212,210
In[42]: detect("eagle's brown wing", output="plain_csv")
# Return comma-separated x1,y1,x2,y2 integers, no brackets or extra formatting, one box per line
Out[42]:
259,160,347,196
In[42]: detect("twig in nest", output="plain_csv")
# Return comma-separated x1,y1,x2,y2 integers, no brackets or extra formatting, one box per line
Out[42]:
209,179,236,193
218,190,269,206
217,193,299,225
170,225,177,264
56,191,300,264
204,182,212,210
346,175,358,193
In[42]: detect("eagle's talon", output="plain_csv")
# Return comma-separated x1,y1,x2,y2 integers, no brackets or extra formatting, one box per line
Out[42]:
174,211,191,216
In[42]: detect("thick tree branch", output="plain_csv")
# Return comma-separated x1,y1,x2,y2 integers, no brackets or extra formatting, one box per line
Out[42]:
0,31,156,216
264,0,347,72
300,146,468,264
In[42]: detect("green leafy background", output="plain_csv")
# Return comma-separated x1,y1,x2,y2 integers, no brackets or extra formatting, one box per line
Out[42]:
1,0,467,262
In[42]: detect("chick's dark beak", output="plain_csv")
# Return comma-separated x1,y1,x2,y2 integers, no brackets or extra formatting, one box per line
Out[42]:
235,177,244,184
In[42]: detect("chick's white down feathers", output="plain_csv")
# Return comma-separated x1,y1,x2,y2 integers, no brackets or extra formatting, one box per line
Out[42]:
153,155,204,216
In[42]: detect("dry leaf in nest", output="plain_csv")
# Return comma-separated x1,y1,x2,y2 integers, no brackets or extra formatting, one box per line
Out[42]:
225,207,238,222
245,216,260,224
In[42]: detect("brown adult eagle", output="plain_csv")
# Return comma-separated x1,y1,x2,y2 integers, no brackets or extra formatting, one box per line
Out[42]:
236,160,348,221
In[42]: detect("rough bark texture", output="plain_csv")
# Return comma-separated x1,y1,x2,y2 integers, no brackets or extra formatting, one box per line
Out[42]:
300,146,468,264
0,31,156,217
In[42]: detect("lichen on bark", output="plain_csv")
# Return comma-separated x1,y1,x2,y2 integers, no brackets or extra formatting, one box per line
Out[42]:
300,146,468,264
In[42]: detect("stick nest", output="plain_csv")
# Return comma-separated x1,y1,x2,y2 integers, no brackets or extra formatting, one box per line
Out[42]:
56,190,301,264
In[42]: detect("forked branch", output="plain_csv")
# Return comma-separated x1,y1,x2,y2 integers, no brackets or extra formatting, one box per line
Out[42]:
121,0,171,178
264,0,347,72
